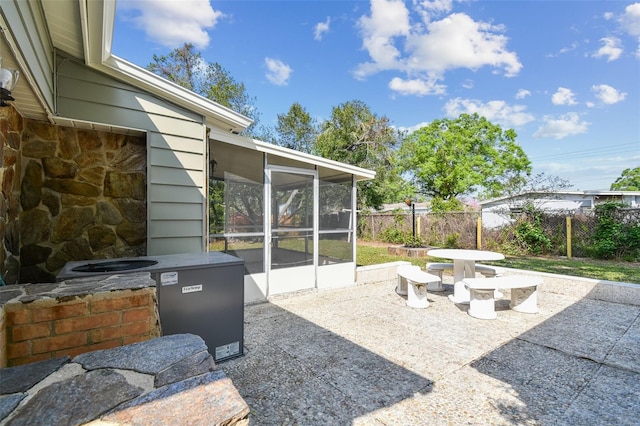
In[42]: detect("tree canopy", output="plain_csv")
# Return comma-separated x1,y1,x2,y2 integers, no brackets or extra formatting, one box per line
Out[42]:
314,100,412,209
399,113,531,210
610,167,640,191
147,43,260,135
275,102,318,153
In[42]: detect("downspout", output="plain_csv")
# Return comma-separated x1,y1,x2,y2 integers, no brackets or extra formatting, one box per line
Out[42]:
263,153,270,298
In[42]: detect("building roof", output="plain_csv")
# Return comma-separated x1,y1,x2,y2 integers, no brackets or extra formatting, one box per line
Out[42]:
479,190,640,206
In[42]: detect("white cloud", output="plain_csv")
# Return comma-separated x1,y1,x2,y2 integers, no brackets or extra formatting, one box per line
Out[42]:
118,0,223,49
397,121,431,134
414,0,454,23
314,17,331,41
551,87,577,105
404,13,522,77
546,41,579,58
533,113,590,139
592,37,623,61
619,2,640,57
354,0,411,79
389,76,446,96
264,58,293,86
619,3,640,37
354,1,521,95
515,89,531,99
443,98,535,128
591,84,627,104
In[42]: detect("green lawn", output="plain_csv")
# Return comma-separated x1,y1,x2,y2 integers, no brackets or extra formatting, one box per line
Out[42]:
357,243,640,284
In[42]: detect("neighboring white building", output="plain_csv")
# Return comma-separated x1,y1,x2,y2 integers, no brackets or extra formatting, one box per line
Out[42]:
480,191,640,228
377,202,431,214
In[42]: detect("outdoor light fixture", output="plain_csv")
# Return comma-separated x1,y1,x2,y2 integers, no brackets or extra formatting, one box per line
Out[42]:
0,57,19,107
404,198,416,238
209,158,218,177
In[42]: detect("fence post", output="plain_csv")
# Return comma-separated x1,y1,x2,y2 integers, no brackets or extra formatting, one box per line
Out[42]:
417,215,421,238
566,216,572,258
477,216,482,249
370,215,375,240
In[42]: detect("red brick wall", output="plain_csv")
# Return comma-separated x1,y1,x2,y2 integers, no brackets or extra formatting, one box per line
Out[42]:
2,288,161,367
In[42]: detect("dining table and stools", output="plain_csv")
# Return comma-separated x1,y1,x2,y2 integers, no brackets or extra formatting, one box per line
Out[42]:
426,249,505,304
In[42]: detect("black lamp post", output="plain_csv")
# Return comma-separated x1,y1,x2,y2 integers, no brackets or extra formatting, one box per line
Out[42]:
404,198,416,238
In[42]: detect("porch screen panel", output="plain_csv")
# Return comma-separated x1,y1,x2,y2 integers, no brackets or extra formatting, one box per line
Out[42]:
210,171,264,273
318,177,353,263
270,172,314,270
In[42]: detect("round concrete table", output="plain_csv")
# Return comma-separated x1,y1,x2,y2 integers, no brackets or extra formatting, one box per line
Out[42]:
426,249,505,304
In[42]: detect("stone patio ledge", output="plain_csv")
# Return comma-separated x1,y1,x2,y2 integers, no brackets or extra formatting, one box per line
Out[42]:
0,333,249,425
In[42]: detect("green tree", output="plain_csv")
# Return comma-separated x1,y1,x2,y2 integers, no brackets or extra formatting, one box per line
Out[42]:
275,102,318,153
314,100,412,209
148,43,261,135
610,167,640,191
400,113,531,211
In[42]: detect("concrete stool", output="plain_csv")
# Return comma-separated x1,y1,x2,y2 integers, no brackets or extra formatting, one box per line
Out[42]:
510,285,539,314
475,264,505,278
463,276,543,320
395,266,410,295
425,262,452,292
398,265,441,309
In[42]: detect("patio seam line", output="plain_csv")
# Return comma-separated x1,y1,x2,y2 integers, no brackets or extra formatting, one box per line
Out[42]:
600,309,640,373
514,326,640,421
512,335,605,422
515,334,604,364
559,362,607,419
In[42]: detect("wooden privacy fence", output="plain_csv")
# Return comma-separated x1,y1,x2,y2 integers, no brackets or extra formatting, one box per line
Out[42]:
358,210,618,259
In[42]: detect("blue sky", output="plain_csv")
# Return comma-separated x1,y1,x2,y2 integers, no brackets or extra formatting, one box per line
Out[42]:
113,0,640,191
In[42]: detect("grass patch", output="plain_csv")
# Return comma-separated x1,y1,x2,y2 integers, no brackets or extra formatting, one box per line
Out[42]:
490,256,640,283
356,243,640,284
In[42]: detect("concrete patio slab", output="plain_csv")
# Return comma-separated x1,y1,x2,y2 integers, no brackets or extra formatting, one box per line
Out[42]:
221,272,640,425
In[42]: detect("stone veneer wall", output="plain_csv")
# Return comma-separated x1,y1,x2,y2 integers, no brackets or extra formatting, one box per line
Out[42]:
0,272,161,367
1,106,147,285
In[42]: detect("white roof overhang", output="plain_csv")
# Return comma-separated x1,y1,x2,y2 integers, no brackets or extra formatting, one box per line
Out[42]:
209,127,376,182
81,0,252,133
1,0,252,133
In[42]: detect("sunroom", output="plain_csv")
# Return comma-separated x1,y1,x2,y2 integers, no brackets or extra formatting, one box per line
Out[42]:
208,129,375,303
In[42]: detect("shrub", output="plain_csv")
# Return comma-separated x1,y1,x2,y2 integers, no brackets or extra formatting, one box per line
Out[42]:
515,220,552,254
589,202,640,261
403,235,426,248
513,204,552,254
380,227,406,244
444,233,460,248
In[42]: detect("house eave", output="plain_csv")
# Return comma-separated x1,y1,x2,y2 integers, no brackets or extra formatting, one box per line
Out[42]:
81,0,252,134
101,54,253,133
209,127,376,181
